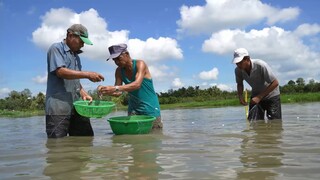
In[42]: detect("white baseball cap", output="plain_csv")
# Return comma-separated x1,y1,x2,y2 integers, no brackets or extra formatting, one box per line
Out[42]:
232,48,249,64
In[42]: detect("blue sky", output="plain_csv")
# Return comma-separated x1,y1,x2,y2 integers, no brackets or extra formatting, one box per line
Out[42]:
0,0,320,98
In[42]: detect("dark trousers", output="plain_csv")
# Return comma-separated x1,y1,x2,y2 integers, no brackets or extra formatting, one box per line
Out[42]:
248,95,282,121
46,111,94,138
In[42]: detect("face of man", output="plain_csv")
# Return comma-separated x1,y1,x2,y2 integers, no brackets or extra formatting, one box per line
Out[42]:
67,33,84,52
236,57,249,70
113,52,127,67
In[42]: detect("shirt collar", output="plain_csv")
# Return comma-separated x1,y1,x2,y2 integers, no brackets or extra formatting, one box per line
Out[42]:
61,40,83,54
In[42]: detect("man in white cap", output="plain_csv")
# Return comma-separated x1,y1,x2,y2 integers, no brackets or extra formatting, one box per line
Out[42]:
98,43,163,129
45,24,105,138
232,48,282,120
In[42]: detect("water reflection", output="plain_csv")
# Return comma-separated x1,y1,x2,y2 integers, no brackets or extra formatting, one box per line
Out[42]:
111,131,164,179
238,120,284,179
43,137,93,179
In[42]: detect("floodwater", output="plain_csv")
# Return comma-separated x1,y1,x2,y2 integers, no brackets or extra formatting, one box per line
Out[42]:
1,103,320,180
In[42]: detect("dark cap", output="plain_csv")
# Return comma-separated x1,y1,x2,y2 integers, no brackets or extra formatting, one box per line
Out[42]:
107,43,127,61
67,24,93,45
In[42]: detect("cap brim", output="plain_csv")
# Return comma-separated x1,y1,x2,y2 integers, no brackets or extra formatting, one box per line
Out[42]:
232,56,244,64
106,52,121,61
80,36,93,45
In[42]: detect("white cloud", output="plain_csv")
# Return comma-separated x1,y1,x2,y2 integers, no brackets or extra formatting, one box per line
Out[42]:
148,64,174,81
201,82,208,86
128,37,183,62
199,83,234,92
202,25,320,85
32,73,47,84
32,8,183,62
216,84,233,92
202,29,240,54
32,8,183,86
266,6,300,25
294,23,320,37
177,0,299,35
199,67,219,80
32,8,183,91
32,8,75,50
0,88,10,99
172,78,184,89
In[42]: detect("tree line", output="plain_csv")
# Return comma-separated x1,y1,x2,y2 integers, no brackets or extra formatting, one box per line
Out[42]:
1,77,319,111
0,89,45,111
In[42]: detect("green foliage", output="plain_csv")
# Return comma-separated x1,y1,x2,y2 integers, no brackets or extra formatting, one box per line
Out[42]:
281,93,320,103
2,89,36,111
0,109,44,118
280,78,320,93
158,85,237,105
1,77,320,117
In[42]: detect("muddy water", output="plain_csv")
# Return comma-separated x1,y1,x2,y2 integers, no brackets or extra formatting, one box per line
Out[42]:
0,103,320,179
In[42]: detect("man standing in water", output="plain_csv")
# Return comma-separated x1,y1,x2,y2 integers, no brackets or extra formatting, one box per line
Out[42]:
45,24,104,138
98,43,163,129
232,48,282,120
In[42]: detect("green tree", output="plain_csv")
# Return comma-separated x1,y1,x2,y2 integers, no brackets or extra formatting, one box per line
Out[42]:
281,80,296,93
305,79,320,92
0,99,6,109
296,78,305,86
295,77,305,93
8,90,20,99
32,92,45,110
21,89,32,98
288,80,295,86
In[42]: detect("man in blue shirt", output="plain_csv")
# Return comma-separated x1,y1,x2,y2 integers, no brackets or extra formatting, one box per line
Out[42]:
233,48,282,120
45,24,104,138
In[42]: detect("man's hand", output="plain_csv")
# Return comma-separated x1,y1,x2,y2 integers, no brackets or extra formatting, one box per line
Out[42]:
239,98,248,106
82,94,93,103
88,72,104,82
250,95,262,105
98,86,115,95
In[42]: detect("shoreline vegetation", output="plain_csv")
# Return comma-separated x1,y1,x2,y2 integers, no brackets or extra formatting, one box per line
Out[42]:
1,92,320,118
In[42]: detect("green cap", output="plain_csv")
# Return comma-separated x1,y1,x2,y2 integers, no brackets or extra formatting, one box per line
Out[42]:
67,24,93,45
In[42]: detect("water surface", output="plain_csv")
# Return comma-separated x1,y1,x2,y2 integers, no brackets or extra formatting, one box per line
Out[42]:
1,103,320,179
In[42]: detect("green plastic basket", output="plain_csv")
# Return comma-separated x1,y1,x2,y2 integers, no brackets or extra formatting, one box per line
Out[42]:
108,115,156,135
73,100,115,118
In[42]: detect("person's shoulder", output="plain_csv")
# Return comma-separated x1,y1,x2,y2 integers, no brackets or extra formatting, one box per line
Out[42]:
135,59,147,66
51,41,63,47
48,41,63,51
252,59,273,71
252,59,268,66
135,59,145,63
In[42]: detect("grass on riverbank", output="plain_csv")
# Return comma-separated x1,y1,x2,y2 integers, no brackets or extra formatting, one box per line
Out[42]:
281,93,320,103
0,110,44,118
1,93,320,118
160,93,320,109
160,98,239,109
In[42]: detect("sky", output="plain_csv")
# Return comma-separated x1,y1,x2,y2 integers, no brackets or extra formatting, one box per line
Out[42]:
0,0,320,98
